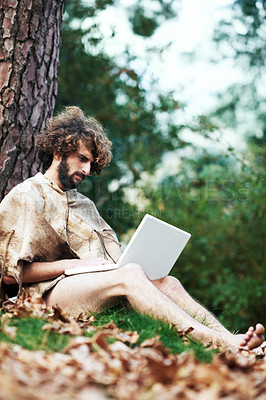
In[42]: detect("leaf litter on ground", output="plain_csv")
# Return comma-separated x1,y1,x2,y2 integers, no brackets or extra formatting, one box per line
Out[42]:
0,291,265,400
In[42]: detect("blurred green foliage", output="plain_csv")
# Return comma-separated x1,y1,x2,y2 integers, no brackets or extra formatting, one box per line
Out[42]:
56,0,183,234
141,139,265,331
56,1,265,332
129,0,176,37
212,0,266,138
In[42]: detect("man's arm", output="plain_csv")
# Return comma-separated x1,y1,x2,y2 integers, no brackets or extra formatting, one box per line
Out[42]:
3,258,113,285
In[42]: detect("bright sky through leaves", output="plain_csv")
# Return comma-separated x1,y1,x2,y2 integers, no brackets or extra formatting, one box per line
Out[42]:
83,0,241,116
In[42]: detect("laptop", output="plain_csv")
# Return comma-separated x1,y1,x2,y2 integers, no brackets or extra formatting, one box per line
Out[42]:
65,214,191,280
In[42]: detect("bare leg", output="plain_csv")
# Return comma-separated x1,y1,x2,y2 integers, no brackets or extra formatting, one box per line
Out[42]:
152,276,230,333
152,276,265,351
45,263,264,351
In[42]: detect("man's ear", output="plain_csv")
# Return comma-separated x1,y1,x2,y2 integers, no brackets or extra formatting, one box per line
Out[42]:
53,151,61,161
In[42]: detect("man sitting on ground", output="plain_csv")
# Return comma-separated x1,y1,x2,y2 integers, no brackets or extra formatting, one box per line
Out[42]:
0,107,264,352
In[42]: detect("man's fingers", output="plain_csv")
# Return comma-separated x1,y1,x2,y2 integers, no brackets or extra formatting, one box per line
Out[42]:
88,258,115,265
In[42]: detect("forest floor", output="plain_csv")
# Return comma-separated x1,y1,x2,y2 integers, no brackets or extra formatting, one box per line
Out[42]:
0,292,265,400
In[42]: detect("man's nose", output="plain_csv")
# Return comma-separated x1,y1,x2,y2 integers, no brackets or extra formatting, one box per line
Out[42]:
82,164,91,175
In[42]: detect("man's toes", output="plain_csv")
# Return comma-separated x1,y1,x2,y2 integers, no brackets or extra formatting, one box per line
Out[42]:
243,334,250,342
239,336,249,347
239,340,248,347
255,323,265,337
239,325,265,351
247,333,264,350
247,326,254,334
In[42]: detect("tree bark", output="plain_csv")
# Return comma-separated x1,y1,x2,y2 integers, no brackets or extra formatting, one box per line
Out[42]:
0,0,64,200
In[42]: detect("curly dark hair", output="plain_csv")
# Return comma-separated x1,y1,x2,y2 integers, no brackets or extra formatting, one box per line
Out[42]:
35,107,112,175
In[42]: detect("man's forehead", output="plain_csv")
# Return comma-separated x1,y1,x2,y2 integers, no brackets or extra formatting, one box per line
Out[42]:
78,141,94,160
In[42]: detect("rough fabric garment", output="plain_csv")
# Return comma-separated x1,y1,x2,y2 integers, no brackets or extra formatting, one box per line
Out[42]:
0,173,121,299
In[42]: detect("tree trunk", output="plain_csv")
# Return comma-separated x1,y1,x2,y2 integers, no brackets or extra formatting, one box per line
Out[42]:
0,0,64,201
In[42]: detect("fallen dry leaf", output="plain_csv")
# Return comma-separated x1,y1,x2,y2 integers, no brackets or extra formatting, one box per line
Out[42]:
0,292,265,400
0,324,17,340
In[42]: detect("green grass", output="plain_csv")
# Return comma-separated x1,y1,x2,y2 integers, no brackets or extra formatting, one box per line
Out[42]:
0,313,70,352
92,304,216,363
0,306,217,362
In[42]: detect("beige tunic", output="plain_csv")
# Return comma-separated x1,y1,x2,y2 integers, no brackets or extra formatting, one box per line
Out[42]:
0,173,121,298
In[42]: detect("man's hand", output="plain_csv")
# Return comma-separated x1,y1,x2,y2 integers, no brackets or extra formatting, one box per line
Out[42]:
64,258,118,276
79,258,114,267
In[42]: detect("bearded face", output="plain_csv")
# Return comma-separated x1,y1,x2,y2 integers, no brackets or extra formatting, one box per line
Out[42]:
58,157,85,190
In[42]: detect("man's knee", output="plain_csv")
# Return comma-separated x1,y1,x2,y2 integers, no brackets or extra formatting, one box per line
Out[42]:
120,262,146,276
119,263,147,288
153,275,183,292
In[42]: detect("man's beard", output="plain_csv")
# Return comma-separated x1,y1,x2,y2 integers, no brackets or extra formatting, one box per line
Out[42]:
58,158,84,190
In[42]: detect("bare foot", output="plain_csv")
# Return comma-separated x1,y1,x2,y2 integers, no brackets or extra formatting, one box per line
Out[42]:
211,324,265,353
239,323,265,350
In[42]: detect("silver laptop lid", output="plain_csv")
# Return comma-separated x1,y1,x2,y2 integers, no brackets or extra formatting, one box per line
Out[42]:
116,214,191,280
